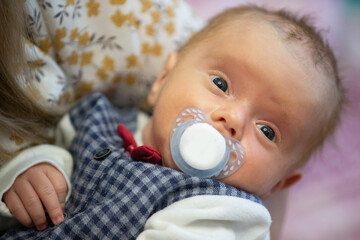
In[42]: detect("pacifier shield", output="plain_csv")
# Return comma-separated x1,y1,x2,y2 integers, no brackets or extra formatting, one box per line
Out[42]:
180,123,226,170
170,106,246,179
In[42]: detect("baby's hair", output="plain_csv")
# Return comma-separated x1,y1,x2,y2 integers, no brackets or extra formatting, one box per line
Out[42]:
180,5,344,165
0,1,63,164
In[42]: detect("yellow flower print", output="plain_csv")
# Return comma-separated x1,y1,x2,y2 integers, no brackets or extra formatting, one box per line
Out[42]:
113,74,122,83
38,37,51,54
86,0,99,17
152,43,162,56
56,27,67,38
165,21,175,35
79,32,90,46
67,50,78,65
141,42,162,56
54,39,65,51
57,91,73,104
96,69,108,80
146,24,155,36
54,27,66,51
126,54,138,68
141,42,152,54
166,6,175,18
66,0,75,6
126,74,137,85
101,56,115,71
151,9,161,23
80,51,93,66
111,10,130,27
27,59,44,69
70,28,79,41
76,81,94,94
110,0,126,4
9,135,24,146
134,20,141,29
141,0,153,13
129,15,141,30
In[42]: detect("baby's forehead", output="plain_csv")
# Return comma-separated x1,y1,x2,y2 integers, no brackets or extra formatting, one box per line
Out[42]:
213,17,331,90
204,12,316,61
183,11,335,115
209,18,332,131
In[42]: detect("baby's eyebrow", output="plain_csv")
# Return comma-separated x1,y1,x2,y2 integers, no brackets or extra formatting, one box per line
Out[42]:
283,112,305,146
266,97,294,141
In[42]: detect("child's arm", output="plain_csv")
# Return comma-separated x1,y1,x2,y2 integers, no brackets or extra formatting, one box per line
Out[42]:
0,115,75,230
137,195,271,240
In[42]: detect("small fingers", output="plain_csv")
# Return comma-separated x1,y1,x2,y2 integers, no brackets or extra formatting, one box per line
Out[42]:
4,163,67,230
47,169,67,211
17,180,48,230
3,190,33,228
30,171,64,226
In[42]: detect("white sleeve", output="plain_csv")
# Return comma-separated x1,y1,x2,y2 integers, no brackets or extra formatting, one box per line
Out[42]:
0,114,75,217
55,114,76,149
137,195,272,240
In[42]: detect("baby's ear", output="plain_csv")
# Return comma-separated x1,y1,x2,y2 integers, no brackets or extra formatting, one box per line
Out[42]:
262,170,303,198
147,52,178,107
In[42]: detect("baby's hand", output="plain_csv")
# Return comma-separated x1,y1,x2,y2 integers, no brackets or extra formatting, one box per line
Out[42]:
3,163,67,230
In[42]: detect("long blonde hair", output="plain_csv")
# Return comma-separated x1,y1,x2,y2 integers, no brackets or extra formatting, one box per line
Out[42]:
0,1,63,164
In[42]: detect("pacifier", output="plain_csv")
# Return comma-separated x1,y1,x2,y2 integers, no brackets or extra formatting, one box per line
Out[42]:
170,106,245,179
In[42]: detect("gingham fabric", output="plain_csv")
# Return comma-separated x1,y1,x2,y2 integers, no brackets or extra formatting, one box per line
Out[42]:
1,93,262,240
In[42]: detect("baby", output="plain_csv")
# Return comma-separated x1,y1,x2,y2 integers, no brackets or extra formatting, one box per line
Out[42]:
142,5,343,198
1,5,343,239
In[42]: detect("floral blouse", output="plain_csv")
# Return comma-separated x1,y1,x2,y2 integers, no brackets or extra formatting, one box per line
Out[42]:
4,0,203,155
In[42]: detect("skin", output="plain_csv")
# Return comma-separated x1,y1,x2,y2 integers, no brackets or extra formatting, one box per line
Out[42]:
143,19,329,198
3,163,66,230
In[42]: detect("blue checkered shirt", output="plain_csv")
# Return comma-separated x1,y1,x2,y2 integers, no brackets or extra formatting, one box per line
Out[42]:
1,93,262,240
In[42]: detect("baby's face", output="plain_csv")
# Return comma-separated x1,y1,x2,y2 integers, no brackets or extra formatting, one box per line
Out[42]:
142,20,328,197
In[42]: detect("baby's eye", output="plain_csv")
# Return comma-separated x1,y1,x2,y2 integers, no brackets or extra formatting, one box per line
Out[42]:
257,124,276,142
210,75,228,94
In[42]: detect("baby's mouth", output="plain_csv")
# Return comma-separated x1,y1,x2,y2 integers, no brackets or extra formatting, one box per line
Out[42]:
170,106,245,179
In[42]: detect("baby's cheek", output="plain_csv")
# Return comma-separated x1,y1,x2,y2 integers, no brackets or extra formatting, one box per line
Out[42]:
160,139,179,170
220,164,266,195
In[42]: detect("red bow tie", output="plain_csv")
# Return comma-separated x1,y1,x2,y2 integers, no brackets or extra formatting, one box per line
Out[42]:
117,124,162,165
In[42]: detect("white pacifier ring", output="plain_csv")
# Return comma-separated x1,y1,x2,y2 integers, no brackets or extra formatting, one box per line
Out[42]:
170,106,245,179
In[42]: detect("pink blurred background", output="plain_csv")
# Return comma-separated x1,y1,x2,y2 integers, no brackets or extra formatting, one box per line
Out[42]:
185,0,360,239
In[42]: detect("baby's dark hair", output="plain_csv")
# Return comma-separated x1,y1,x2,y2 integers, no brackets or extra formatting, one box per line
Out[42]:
180,5,344,165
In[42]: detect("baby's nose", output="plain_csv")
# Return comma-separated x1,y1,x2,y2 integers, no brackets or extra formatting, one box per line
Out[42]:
211,107,247,140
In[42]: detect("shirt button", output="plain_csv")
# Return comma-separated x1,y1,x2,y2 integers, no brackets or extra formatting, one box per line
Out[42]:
94,148,112,161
